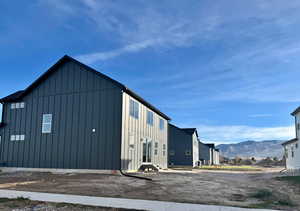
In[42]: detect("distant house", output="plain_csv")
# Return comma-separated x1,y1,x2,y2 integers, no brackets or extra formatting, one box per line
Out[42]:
205,144,220,165
168,124,200,167
0,55,170,171
282,107,300,170
199,141,211,165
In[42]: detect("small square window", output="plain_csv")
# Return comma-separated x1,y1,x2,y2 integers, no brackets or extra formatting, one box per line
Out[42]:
155,142,158,148
10,135,16,141
20,135,25,141
163,144,166,150
11,103,16,109
163,150,166,156
296,143,298,149
15,103,20,109
20,102,25,108
15,135,20,141
154,149,158,155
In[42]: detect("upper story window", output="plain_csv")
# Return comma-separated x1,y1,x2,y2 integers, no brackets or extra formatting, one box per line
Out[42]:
159,119,165,130
11,102,25,109
42,114,52,134
129,99,139,119
297,123,300,130
147,110,154,126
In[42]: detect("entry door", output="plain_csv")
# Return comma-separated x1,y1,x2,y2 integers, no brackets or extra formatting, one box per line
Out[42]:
142,139,152,163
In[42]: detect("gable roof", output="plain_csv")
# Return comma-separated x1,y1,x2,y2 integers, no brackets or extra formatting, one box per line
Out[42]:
169,124,199,137
291,107,300,116
0,55,171,120
205,143,215,149
181,128,199,137
282,138,298,146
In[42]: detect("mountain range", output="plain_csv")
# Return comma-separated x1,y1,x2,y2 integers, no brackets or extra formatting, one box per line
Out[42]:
217,140,285,159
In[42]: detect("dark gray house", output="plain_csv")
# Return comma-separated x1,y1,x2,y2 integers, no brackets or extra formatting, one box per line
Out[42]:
0,55,170,171
198,141,211,165
168,124,199,167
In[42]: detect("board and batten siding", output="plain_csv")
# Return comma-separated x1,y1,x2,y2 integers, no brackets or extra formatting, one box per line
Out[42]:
192,132,199,166
0,61,123,170
199,142,210,165
168,125,193,166
284,113,300,169
121,92,168,171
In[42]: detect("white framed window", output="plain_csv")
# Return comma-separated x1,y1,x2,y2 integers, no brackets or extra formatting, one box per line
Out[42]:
42,114,52,134
147,110,154,126
169,150,175,156
163,144,166,156
129,99,139,119
20,135,25,141
16,135,20,141
10,135,16,141
154,149,158,155
20,102,25,108
159,119,164,130
11,102,25,109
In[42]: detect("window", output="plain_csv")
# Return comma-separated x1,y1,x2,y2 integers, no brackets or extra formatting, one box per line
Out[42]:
10,134,25,141
285,148,288,158
20,135,25,141
155,142,158,148
11,102,25,110
291,147,294,158
162,144,166,156
159,119,164,130
42,114,52,134
129,99,139,119
296,143,298,149
185,150,191,156
169,150,175,156
154,149,158,155
147,111,154,126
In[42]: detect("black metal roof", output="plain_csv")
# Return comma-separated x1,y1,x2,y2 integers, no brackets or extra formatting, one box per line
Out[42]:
291,107,300,116
282,138,298,146
205,143,215,149
181,128,198,137
0,55,171,120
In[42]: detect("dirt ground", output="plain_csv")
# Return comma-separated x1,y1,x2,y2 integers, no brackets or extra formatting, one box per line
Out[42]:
0,168,298,210
0,198,141,211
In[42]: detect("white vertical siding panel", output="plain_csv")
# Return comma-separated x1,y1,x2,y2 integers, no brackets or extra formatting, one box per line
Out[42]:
121,92,168,171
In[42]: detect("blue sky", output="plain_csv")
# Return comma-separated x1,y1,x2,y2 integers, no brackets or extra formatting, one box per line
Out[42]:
1,0,300,144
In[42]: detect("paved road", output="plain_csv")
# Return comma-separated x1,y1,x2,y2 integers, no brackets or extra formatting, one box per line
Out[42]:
0,190,278,211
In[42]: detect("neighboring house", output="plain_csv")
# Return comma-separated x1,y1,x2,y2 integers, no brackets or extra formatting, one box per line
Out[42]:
214,149,220,165
0,55,170,171
282,107,300,170
198,141,211,165
205,144,220,165
168,124,200,167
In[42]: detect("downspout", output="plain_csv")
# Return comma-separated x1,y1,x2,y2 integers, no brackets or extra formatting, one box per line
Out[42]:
118,90,152,181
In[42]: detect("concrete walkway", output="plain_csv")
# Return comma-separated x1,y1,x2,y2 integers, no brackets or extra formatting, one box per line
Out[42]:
0,190,278,211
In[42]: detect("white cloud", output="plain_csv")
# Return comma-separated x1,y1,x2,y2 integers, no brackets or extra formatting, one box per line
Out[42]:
195,125,294,143
76,39,160,64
